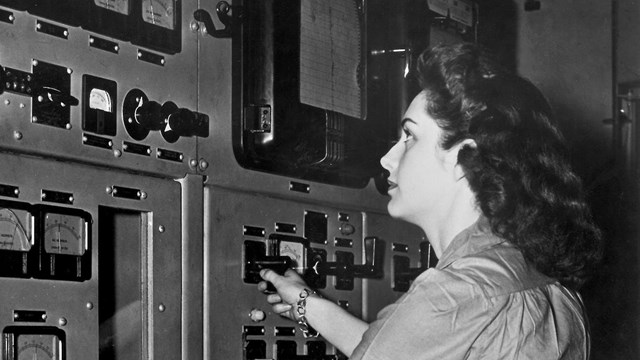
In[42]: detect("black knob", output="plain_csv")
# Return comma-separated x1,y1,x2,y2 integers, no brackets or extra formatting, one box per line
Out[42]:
134,100,164,130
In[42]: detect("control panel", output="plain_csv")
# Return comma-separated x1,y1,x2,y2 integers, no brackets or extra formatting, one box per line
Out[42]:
0,152,184,360
205,186,428,359
0,1,208,178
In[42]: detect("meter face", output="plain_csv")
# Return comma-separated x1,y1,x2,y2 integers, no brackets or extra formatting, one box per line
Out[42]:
95,0,130,15
0,207,33,252
15,333,61,360
279,240,306,274
142,0,175,29
43,212,87,256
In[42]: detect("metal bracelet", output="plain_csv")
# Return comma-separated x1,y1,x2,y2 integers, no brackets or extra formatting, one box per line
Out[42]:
296,288,319,338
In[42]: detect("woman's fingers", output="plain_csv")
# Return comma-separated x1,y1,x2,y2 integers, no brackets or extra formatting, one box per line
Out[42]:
266,294,282,304
271,302,293,315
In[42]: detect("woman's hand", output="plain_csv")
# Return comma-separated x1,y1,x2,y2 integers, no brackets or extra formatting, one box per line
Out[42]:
258,268,310,321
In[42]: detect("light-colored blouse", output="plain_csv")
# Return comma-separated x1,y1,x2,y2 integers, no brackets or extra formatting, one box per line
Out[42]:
350,218,589,359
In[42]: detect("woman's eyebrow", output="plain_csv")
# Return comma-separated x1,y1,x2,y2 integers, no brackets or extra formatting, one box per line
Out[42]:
401,118,417,128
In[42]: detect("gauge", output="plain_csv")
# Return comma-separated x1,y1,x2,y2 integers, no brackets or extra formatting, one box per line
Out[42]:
43,212,87,256
4,327,65,360
95,0,130,15
142,0,175,30
16,333,60,360
89,88,113,112
279,240,306,274
0,207,33,252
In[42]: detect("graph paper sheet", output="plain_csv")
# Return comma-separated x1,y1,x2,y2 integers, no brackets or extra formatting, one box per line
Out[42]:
299,0,362,119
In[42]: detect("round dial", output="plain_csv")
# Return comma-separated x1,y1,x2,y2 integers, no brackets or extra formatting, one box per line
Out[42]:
95,0,130,15
43,212,87,256
142,0,175,30
16,333,60,360
0,207,32,251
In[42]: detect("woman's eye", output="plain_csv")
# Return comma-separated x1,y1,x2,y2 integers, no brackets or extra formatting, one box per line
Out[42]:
402,129,413,143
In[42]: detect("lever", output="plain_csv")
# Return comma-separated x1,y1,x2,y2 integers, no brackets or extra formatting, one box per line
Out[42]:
244,240,292,286
34,86,79,107
313,237,384,279
194,1,232,38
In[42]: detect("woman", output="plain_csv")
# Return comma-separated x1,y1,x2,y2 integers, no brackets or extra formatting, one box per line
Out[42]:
258,43,602,359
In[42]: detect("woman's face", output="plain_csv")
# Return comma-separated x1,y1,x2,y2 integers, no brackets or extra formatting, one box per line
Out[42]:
380,92,456,224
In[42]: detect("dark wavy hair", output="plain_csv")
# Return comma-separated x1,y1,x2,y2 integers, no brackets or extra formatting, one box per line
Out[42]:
416,43,602,290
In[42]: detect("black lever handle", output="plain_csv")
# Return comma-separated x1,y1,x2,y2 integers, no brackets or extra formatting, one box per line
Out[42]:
194,1,232,38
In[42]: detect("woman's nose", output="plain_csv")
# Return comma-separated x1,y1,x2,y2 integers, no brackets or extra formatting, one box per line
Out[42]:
380,142,400,172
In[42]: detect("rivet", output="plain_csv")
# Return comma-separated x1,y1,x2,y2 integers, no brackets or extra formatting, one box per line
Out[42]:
105,186,113,194
114,45,119,52
67,68,73,75
4,99,9,105
31,116,38,123
189,159,198,168
86,302,94,310
68,196,74,203
13,131,22,140
139,191,147,199
158,225,165,233
113,149,122,158
158,304,166,312
58,317,67,326
199,159,209,170
31,59,38,67
65,123,72,130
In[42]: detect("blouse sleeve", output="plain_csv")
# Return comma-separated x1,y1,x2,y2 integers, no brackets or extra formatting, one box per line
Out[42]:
349,268,504,360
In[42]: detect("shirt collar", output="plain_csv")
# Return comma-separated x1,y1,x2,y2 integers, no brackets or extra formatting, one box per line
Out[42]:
435,216,506,270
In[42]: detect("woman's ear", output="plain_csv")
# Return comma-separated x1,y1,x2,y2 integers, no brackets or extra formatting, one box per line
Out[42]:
446,139,477,180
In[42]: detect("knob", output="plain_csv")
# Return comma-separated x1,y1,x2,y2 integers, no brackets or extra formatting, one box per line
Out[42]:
134,100,164,130
248,308,266,322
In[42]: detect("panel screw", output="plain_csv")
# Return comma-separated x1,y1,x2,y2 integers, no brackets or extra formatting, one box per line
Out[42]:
13,131,22,140
158,304,166,312
113,149,122,158
58,317,67,326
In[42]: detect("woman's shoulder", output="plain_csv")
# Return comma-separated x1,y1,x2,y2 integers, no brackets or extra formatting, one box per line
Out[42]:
410,241,555,309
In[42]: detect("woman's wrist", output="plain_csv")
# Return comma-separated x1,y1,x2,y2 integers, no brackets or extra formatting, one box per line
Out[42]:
295,288,321,338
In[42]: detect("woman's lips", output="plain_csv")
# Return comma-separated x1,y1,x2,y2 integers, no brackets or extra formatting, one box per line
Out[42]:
387,181,398,191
